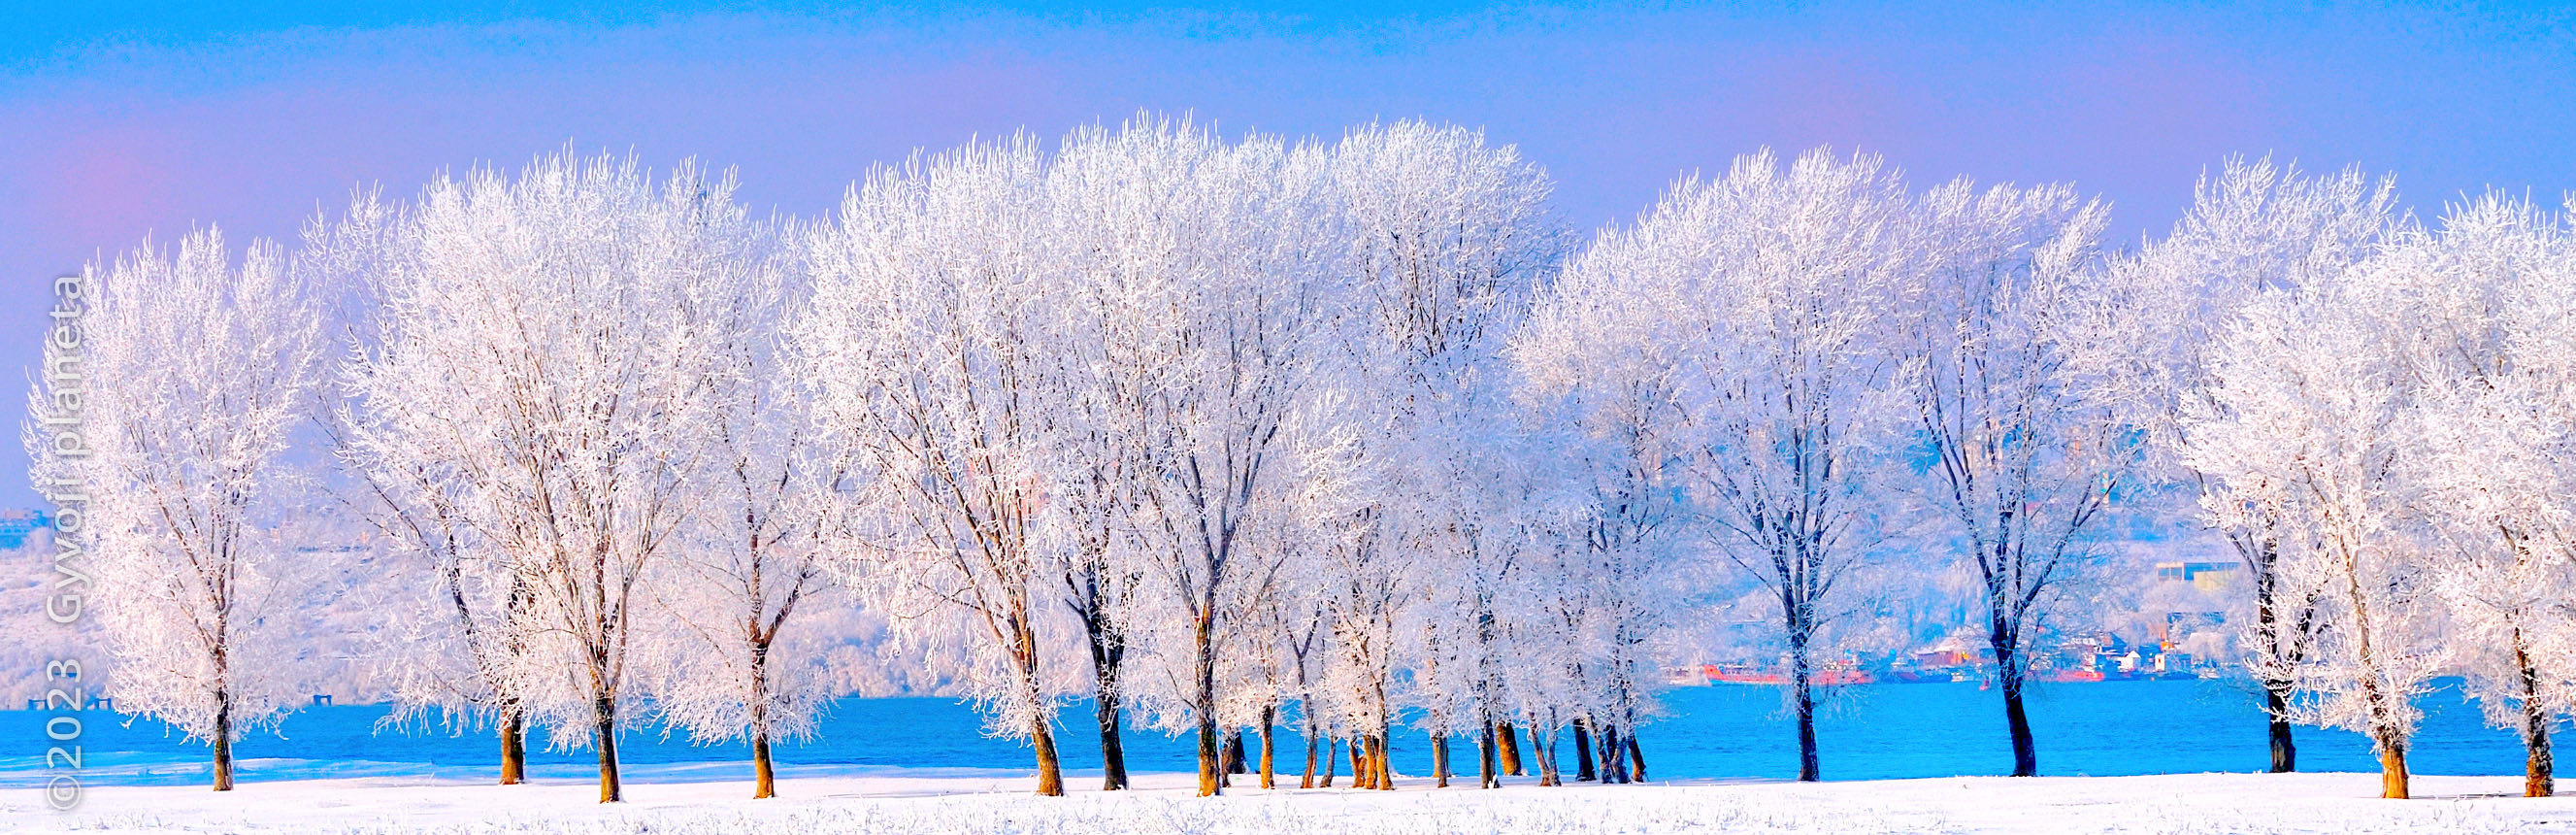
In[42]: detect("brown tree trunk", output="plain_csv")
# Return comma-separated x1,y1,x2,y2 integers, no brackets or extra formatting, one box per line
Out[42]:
1259,705,1277,789
1371,735,1394,790
594,695,622,803
748,651,776,801
1626,734,1646,783
500,710,527,785
1571,718,1597,782
1008,614,1067,797
2340,549,2401,801
752,730,776,799
1031,713,1066,796
1600,723,1631,784
1302,719,1319,788
1193,611,1221,797
2526,693,2556,798
1197,716,1223,795
1531,724,1559,786
1321,737,1338,787
1351,737,1369,788
213,691,235,792
1376,716,1396,790
1433,733,1451,787
1496,721,1524,776
2516,631,2555,797
748,640,776,798
2378,743,2410,799
2526,717,2556,798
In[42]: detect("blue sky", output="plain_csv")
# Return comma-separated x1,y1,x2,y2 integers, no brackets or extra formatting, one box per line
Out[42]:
5,1,2574,508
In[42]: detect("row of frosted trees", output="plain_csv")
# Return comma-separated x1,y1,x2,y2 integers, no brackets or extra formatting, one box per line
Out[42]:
27,115,2576,803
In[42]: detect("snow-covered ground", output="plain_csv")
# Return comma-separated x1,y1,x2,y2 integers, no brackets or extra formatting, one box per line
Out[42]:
8,770,2575,834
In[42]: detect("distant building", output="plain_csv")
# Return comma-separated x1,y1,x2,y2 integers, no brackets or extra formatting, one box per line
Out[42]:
2156,560,2237,591
0,509,50,550
1909,634,1991,668
2156,611,2227,648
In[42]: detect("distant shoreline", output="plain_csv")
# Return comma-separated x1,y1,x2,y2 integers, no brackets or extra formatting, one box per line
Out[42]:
10,771,2571,834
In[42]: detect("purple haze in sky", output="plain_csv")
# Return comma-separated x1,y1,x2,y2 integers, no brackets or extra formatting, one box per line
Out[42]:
5,2,2573,507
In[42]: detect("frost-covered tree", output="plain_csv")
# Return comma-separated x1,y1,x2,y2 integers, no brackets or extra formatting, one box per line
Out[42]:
1058,116,1345,796
801,135,1073,796
2184,257,2440,800
1029,348,1148,792
1324,118,1567,789
28,228,325,791
645,216,847,800
1522,149,1915,782
1554,432,1678,785
349,152,738,802
1898,179,2124,776
1503,453,1626,785
2390,194,2576,798
1036,126,1186,792
2076,157,2398,772
309,190,549,786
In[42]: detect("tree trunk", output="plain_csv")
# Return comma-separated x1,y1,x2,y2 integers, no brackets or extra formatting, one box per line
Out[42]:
2516,632,2555,797
1095,696,1130,790
594,695,622,803
2342,551,2402,801
1433,733,1450,787
1351,737,1370,788
1571,718,1597,782
1600,722,1630,784
212,691,234,792
1625,734,1646,783
748,640,776,799
1496,721,1524,776
1477,721,1499,788
2378,743,2410,799
1531,724,1559,786
1792,637,1821,782
2252,541,2297,774
1321,737,1338,787
2526,689,2557,798
1993,637,2037,777
1030,711,1066,796
1371,734,1394,790
1302,720,1319,788
2526,716,2556,798
500,710,527,785
2263,685,2297,773
1193,612,1221,797
1081,583,1131,791
1376,716,1397,790
748,653,776,801
1224,727,1248,775
1259,705,1277,789
752,730,776,799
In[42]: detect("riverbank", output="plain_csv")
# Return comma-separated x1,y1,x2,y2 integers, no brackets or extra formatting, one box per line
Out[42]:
9,770,2573,833
8,681,2558,787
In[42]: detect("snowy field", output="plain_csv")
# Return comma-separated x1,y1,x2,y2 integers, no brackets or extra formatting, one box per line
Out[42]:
9,770,2575,834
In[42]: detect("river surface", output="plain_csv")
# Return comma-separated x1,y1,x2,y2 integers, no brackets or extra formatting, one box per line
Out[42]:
3,678,2559,786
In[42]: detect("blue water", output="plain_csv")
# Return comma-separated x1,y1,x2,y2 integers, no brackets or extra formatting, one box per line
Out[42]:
4,679,2559,787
